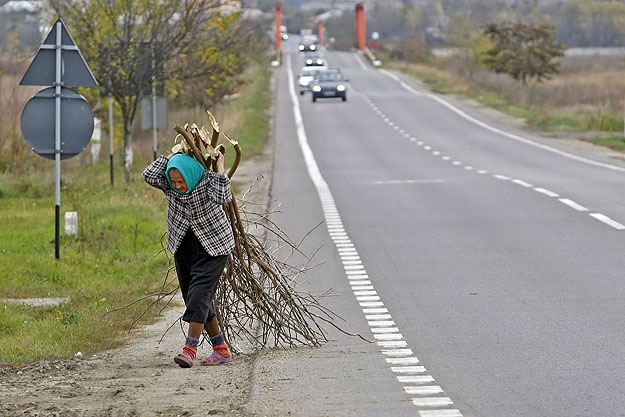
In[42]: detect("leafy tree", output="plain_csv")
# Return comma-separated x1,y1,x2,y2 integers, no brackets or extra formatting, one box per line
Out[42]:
483,21,565,86
52,0,253,182
447,16,493,80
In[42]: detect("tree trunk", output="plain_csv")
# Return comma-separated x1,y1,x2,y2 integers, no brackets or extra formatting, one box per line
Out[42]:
123,124,134,183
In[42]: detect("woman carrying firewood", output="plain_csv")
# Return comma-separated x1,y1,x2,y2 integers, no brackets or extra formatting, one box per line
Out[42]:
142,151,234,368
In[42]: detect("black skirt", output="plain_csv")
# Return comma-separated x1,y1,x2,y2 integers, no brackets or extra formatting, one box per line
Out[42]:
174,229,228,323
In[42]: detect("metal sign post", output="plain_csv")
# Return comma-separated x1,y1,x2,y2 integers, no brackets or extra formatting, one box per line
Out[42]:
20,18,97,259
54,23,62,259
151,46,158,161
109,92,114,185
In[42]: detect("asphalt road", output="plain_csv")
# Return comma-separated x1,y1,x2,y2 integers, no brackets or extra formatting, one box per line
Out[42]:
250,39,625,417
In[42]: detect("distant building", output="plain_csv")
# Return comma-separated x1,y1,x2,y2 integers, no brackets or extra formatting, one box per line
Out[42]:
0,0,42,14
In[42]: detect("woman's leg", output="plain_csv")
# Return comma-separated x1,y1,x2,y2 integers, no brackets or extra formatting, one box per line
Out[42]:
204,316,221,338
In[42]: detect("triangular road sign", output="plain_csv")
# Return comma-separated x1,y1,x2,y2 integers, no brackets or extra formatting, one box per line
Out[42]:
20,18,98,87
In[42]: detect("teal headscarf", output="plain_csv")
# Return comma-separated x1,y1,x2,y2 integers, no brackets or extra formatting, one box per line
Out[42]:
166,154,205,194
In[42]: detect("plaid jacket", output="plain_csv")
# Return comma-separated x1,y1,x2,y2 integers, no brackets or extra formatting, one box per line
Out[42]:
142,155,235,256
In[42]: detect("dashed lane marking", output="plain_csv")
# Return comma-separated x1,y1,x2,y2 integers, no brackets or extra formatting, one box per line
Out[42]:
365,72,625,231
589,213,625,230
559,198,588,212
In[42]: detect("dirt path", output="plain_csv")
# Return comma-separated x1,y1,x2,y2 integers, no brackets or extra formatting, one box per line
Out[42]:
0,304,255,417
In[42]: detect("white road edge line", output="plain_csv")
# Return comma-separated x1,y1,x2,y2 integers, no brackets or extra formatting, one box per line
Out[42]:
379,69,625,173
287,53,461,415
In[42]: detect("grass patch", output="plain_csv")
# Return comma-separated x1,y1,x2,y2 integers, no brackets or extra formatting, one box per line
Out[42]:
584,136,625,152
0,160,171,363
389,59,625,136
0,54,274,364
228,55,272,159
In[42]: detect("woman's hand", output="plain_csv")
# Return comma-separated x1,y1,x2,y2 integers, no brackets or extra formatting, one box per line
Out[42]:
216,152,225,175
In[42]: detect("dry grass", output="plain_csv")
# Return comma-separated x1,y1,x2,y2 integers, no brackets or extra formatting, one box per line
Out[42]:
472,55,624,114
0,68,40,172
391,53,625,133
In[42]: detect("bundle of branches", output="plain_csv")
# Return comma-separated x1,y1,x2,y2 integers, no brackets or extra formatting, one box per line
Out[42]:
170,110,338,353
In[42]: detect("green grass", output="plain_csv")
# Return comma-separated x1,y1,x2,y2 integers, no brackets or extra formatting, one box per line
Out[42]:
584,136,625,152
0,54,273,364
0,161,172,363
231,57,272,159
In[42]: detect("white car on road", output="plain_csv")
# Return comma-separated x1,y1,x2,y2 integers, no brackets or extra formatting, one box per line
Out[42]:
297,66,327,95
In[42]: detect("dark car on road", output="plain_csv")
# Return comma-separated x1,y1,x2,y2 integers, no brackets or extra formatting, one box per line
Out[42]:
304,52,326,67
298,35,318,52
310,69,348,102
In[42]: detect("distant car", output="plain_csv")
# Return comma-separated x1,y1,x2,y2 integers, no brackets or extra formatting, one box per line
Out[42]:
310,69,348,102
298,67,327,95
304,53,326,67
280,25,288,40
298,35,318,52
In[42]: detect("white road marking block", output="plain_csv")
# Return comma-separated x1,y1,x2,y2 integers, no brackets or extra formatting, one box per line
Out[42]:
357,295,380,301
362,307,388,314
412,397,454,407
352,285,375,291
386,357,420,365
371,327,400,333
404,386,444,395
590,213,625,230
418,410,463,417
368,320,395,327
391,366,427,373
378,340,408,348
374,333,403,340
512,179,533,187
360,301,384,307
398,375,435,384
365,314,392,320
350,280,372,286
381,348,413,356
354,290,377,296
559,198,588,211
534,187,559,197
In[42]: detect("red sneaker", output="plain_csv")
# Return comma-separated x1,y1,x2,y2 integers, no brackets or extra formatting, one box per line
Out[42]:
200,343,232,366
174,344,197,368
